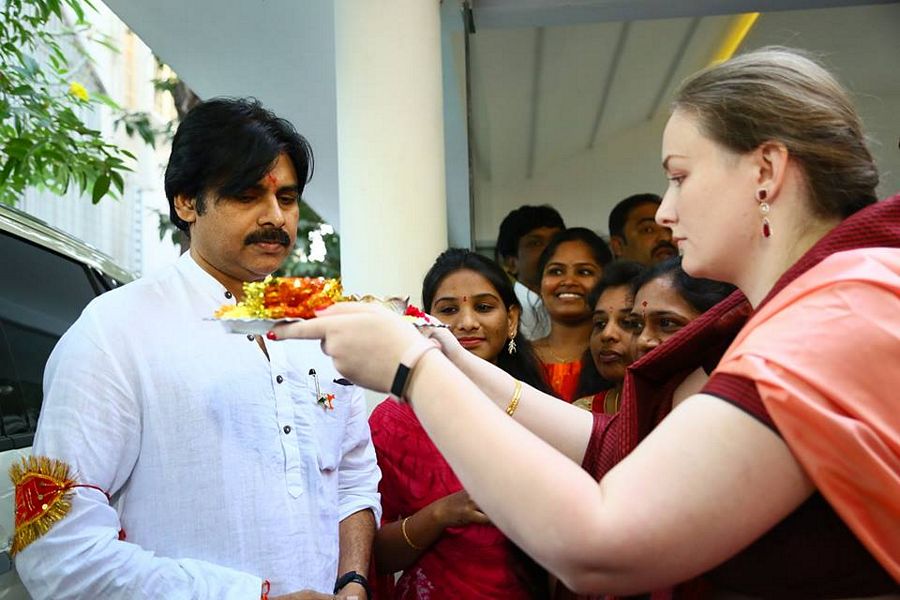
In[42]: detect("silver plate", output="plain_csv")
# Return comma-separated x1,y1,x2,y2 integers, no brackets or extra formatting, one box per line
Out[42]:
208,314,446,335
206,317,304,335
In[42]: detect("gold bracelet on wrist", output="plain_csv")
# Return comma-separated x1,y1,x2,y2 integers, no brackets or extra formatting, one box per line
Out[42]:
505,379,523,416
401,516,424,550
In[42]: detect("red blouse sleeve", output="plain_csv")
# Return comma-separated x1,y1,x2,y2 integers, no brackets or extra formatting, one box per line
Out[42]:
702,372,776,432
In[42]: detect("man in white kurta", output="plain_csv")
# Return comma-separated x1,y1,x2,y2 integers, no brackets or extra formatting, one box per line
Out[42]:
15,98,380,600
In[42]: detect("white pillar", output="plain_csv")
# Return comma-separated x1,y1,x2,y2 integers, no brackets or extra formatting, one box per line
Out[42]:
334,0,448,305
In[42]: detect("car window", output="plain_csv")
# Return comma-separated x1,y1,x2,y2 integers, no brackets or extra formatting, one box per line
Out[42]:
0,232,103,448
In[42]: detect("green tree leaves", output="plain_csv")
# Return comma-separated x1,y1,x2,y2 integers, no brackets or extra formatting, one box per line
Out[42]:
0,0,132,206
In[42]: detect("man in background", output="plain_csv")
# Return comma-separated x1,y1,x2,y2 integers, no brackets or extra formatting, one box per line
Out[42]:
608,193,676,266
495,204,565,339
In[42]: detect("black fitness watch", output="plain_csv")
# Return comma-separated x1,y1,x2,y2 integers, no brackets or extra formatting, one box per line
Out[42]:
334,570,370,598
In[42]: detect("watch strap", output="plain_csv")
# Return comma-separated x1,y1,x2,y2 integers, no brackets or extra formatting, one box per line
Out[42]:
334,570,371,597
389,339,439,401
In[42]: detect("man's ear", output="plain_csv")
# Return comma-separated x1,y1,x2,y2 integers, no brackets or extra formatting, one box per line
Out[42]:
500,255,518,279
609,235,625,258
173,194,198,226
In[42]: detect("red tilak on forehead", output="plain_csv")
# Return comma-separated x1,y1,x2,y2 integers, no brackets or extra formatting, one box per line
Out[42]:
265,172,279,189
463,295,468,303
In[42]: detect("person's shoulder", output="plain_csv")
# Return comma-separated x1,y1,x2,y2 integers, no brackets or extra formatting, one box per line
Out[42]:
819,247,900,281
369,399,417,427
78,261,180,327
369,400,422,446
766,247,900,317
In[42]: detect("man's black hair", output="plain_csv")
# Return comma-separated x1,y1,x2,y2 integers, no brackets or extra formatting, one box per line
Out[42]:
495,204,566,261
164,97,314,233
607,193,662,240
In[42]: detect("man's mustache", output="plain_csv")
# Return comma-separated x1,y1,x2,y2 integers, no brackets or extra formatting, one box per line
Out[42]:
654,241,677,255
244,229,291,246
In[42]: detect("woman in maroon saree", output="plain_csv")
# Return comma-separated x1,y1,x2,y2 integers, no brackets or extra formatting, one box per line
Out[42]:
274,48,900,598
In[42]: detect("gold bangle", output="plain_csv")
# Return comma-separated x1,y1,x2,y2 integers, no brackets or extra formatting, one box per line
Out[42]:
505,379,523,416
401,516,423,550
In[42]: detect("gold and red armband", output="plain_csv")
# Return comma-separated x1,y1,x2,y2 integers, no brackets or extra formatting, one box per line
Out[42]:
9,456,113,555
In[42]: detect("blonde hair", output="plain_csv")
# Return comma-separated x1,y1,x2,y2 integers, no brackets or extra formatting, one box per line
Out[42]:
673,46,878,218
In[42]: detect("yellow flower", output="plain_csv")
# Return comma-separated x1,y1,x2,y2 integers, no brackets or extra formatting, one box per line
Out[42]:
68,82,89,101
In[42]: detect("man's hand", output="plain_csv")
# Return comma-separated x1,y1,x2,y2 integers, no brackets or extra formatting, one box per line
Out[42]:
270,303,424,393
335,581,367,599
270,585,367,600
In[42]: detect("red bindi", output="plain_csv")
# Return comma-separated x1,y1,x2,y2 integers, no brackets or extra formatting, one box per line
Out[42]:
462,295,468,303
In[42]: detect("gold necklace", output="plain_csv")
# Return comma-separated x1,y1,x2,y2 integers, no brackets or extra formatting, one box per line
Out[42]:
546,347,581,364
603,388,621,414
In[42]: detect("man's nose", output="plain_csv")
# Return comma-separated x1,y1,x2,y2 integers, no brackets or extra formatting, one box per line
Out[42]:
259,195,286,227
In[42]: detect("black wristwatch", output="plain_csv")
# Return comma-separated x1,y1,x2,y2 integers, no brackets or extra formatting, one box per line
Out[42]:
334,570,370,598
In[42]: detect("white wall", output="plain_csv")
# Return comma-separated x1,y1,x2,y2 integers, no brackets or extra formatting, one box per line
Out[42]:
474,114,668,245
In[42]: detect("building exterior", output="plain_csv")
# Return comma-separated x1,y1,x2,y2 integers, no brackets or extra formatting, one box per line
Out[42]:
18,2,180,276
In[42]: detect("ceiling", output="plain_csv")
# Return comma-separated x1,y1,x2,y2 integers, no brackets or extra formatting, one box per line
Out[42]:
99,0,900,238
466,0,900,186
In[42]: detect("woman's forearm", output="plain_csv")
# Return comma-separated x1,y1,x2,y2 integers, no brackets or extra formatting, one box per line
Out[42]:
374,500,448,574
448,348,593,463
405,352,614,584
405,352,814,594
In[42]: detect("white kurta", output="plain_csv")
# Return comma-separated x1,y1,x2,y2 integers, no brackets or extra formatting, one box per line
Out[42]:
17,253,381,599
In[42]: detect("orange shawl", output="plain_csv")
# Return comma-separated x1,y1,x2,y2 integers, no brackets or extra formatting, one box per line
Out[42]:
716,247,900,581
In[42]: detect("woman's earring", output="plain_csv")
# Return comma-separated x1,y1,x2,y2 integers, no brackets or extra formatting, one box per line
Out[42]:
757,188,772,238
507,336,517,355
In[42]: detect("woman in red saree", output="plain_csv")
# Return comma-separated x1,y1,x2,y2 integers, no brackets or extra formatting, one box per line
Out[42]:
275,48,899,597
572,261,644,415
368,249,551,599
